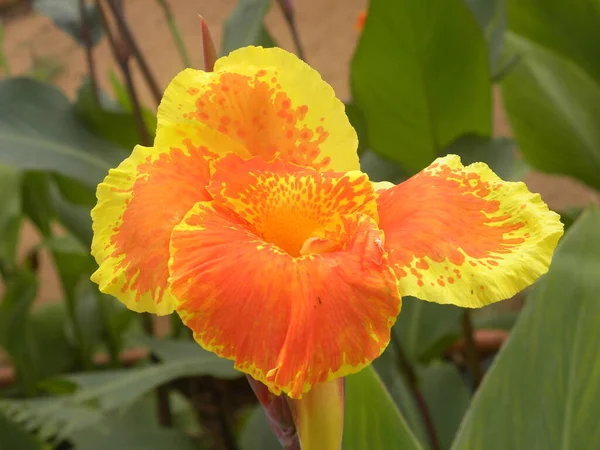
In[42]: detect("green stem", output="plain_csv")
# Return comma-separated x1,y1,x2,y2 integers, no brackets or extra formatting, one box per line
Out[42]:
390,332,441,450
462,310,484,387
275,0,306,61
78,0,100,105
155,0,192,68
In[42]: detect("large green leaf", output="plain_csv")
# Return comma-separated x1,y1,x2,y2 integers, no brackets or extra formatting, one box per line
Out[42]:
34,0,103,46
465,0,507,78
351,0,491,174
372,347,428,446
1,339,239,439
74,78,145,150
69,396,197,450
501,33,600,190
221,0,276,55
343,366,423,450
0,78,125,189
0,270,40,395
444,135,523,181
21,172,54,237
508,0,600,83
451,206,600,449
393,297,463,364
419,362,471,450
0,165,22,272
0,412,43,450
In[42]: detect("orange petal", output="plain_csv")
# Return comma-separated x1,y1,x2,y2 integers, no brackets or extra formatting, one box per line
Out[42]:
90,135,223,315
157,46,359,172
169,202,400,398
377,155,564,308
206,154,378,256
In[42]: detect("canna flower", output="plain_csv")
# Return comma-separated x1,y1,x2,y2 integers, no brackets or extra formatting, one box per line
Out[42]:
90,46,563,448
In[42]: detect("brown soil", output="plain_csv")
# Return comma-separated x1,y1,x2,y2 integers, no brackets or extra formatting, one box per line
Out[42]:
0,0,596,308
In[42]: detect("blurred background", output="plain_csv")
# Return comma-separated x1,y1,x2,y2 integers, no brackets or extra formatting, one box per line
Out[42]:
0,1,598,449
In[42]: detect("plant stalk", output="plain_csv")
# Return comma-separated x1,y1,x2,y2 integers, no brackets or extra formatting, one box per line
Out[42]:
104,0,163,104
78,0,99,105
155,0,192,68
391,333,441,450
96,0,151,146
462,310,484,388
275,0,306,61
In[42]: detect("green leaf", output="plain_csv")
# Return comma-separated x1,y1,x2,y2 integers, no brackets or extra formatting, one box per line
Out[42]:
419,362,471,450
344,366,423,449
221,0,275,55
53,174,96,207
0,165,22,273
558,207,585,232
239,406,282,450
0,412,43,450
30,302,76,380
393,297,463,364
444,135,522,181
0,270,41,395
472,309,519,331
34,0,103,46
47,235,100,367
501,33,600,190
465,0,508,78
21,172,54,237
51,184,93,246
372,347,428,445
345,102,369,155
69,396,197,450
108,71,157,136
351,0,491,174
507,0,600,83
450,205,600,450
0,78,125,189
74,78,145,150
360,151,409,184
1,342,240,439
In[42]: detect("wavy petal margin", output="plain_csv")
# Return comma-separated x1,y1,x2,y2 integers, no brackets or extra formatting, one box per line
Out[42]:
156,46,359,172
90,131,229,314
377,154,564,308
169,201,400,398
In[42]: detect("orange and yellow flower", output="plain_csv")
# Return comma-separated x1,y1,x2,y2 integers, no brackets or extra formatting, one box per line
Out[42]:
90,46,563,403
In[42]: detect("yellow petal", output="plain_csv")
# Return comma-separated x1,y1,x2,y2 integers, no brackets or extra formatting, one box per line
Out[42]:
90,127,239,315
156,46,359,172
377,154,564,308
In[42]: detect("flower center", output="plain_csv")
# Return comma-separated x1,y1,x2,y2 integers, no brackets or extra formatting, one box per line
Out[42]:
259,207,325,257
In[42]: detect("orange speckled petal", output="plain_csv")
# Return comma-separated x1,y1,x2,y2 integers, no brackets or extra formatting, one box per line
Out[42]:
90,133,227,315
169,203,400,398
156,46,358,172
378,154,564,308
206,154,378,256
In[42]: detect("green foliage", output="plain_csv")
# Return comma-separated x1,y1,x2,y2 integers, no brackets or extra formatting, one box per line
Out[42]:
352,0,491,174
501,33,600,190
68,396,198,450
0,1,599,448
0,338,240,440
0,78,125,189
343,366,423,450
451,206,600,449
221,0,277,55
34,0,104,46
393,297,463,364
0,412,43,450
